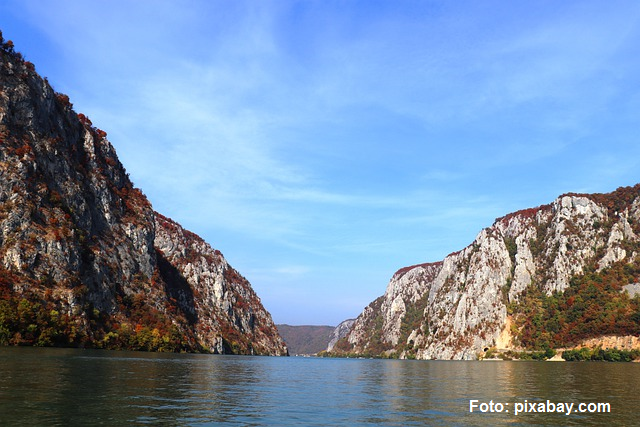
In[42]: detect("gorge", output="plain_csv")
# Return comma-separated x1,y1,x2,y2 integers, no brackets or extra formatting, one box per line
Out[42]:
2,31,639,361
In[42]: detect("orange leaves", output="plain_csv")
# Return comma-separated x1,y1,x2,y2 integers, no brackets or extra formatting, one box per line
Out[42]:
77,112,108,140
14,143,32,157
56,93,72,109
95,128,107,139
77,113,93,127
497,204,550,224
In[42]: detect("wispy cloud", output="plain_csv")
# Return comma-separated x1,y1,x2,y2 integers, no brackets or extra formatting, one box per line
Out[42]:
4,0,640,324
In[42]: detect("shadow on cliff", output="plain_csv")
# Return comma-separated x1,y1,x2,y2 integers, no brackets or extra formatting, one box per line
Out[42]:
156,250,198,326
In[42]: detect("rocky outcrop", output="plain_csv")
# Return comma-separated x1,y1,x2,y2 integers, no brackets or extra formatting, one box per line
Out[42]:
0,32,286,355
574,335,640,351
326,318,355,351
341,186,640,359
154,214,287,355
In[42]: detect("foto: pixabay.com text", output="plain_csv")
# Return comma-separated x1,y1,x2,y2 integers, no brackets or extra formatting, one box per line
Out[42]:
469,399,610,416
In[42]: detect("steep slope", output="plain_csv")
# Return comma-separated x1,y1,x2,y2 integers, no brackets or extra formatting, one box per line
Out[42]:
335,186,640,359
276,324,335,355
326,318,355,352
0,32,286,355
154,214,287,355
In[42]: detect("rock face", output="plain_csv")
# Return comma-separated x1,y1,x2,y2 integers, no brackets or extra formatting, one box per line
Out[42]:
326,318,355,352
0,33,286,355
341,186,640,359
576,335,640,351
154,214,287,355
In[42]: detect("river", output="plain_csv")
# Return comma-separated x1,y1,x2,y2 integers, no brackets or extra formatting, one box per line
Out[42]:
0,347,637,426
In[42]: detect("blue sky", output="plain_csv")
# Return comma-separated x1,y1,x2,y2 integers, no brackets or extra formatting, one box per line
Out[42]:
2,1,640,326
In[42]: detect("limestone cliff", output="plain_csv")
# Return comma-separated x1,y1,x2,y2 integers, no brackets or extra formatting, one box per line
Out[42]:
339,186,640,359
0,32,286,355
326,318,355,352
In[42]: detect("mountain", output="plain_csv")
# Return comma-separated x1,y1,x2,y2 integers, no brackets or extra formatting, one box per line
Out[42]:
275,319,357,355
331,185,640,359
0,32,287,355
276,324,335,355
326,318,355,352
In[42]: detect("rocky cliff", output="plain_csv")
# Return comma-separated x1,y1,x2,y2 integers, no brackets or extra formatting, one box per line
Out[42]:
336,186,640,359
326,318,355,352
0,32,287,355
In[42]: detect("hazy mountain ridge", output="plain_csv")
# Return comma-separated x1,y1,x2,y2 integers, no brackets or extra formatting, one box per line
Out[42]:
276,319,359,355
332,186,640,359
0,33,286,355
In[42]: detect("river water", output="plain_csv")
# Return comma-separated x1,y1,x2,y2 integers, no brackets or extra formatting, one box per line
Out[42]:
0,347,637,426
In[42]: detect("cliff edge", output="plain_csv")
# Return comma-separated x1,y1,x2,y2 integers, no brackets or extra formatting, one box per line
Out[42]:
334,186,640,359
0,32,286,355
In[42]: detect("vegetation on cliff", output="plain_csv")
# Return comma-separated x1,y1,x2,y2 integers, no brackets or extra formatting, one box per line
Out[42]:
509,258,640,350
0,32,286,355
328,185,640,359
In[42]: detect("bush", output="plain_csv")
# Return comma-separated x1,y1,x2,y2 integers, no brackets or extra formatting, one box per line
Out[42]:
562,347,640,362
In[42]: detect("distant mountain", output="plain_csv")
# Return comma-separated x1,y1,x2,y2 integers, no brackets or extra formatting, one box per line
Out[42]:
276,324,335,355
332,185,640,359
0,31,286,355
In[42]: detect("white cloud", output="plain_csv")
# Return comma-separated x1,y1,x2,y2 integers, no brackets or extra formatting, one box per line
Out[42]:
4,0,640,325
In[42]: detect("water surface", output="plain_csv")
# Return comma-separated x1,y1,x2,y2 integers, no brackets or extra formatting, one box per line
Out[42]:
0,347,637,426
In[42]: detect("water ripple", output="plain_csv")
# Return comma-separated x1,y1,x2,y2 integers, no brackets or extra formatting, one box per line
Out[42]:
0,348,638,426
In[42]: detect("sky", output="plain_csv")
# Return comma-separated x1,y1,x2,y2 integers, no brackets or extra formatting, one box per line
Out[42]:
2,1,640,326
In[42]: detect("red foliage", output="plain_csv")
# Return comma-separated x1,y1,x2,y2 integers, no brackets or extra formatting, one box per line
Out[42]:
223,267,245,284
14,143,32,157
77,113,93,127
394,261,443,279
447,249,463,258
95,128,107,139
497,204,551,224
514,259,640,349
3,39,14,52
76,113,107,140
56,93,72,108
568,184,640,217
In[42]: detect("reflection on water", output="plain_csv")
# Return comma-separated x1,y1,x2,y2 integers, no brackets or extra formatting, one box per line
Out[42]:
0,347,638,426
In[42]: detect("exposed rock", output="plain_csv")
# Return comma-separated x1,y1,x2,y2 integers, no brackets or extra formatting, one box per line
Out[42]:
622,283,640,299
341,186,640,360
154,214,287,355
575,335,640,351
326,318,355,352
0,33,286,355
